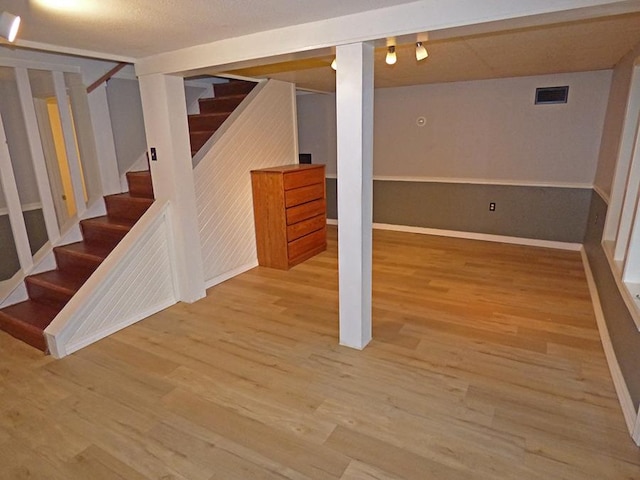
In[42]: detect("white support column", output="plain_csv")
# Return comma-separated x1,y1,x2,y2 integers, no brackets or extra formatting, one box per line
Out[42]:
138,73,206,303
53,71,86,218
87,84,122,196
336,42,374,349
0,114,34,273
14,68,61,245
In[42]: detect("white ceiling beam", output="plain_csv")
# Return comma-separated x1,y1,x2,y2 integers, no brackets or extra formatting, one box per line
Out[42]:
135,0,640,77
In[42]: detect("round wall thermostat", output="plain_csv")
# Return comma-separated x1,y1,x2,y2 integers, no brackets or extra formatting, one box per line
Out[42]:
416,116,426,127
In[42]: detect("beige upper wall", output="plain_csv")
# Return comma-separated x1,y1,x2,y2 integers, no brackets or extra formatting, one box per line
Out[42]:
298,70,611,185
594,42,640,198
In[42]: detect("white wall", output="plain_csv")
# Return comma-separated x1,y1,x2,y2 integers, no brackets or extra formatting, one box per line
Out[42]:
298,71,612,185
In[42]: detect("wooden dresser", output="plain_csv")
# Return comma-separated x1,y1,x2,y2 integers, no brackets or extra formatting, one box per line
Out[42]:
250,164,326,269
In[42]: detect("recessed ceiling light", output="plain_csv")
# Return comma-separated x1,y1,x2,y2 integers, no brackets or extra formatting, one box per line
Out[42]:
34,0,95,13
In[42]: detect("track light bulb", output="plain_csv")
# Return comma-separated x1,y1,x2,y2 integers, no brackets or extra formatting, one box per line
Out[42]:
0,12,21,43
416,42,428,61
386,46,397,65
331,58,337,70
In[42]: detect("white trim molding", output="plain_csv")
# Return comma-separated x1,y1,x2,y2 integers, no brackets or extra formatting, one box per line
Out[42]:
593,185,610,205
327,219,582,251
324,173,592,189
581,248,639,444
602,242,640,332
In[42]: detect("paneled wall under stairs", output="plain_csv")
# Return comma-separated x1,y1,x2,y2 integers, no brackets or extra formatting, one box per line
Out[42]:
193,80,299,287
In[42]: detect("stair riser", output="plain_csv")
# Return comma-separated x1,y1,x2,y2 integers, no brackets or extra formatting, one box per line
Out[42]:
126,172,154,198
0,314,47,351
190,131,214,152
25,282,73,310
198,96,245,114
54,250,102,275
81,222,129,249
105,196,153,221
188,114,229,132
213,81,255,97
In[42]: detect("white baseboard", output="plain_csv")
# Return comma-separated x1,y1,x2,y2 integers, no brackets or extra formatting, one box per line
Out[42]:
580,248,639,443
205,260,259,290
326,219,582,251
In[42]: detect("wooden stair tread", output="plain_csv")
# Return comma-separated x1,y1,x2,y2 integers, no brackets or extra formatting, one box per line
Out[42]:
126,170,151,179
54,241,113,261
106,192,154,204
0,300,60,351
0,300,59,330
82,215,137,230
27,270,89,294
188,112,230,120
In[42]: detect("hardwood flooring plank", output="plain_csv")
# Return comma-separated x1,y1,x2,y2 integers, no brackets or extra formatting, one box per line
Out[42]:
163,388,351,479
0,226,637,479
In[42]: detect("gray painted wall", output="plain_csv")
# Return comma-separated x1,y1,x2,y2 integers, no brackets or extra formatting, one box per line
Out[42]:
0,209,47,281
106,78,147,175
298,70,610,186
326,178,591,243
584,192,640,410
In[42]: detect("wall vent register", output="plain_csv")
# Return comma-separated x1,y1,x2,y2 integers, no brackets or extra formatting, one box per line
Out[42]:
535,86,569,105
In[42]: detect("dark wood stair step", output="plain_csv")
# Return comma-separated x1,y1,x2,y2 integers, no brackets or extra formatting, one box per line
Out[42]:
0,300,59,352
188,112,230,132
105,193,154,221
26,270,89,309
190,131,216,152
81,216,136,248
126,171,154,199
54,241,112,274
213,80,256,97
198,95,246,114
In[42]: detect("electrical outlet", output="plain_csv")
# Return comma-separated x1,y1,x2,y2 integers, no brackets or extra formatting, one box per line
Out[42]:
489,202,496,211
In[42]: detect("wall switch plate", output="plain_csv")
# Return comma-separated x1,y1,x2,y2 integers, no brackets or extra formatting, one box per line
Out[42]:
489,202,496,211
150,147,157,161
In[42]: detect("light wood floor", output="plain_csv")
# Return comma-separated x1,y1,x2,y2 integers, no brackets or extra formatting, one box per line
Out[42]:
1,226,639,479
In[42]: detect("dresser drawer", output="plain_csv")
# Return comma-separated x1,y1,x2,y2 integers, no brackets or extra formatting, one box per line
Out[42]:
283,168,324,190
287,214,325,242
288,227,326,261
285,183,324,208
286,199,325,225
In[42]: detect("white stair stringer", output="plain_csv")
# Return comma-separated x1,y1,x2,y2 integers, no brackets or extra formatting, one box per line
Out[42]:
44,200,177,358
193,79,300,287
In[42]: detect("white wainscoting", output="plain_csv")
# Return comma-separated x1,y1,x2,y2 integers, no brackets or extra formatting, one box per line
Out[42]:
44,201,177,357
194,79,299,286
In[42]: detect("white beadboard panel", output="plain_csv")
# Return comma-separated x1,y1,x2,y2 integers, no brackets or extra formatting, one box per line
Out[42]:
45,201,177,358
194,79,298,283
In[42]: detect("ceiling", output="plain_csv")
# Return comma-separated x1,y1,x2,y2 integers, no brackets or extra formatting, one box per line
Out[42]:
1,1,639,91
224,13,640,92
1,0,418,59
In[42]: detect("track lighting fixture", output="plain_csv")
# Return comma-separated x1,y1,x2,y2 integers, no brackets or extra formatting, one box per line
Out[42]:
416,42,428,61
385,46,397,65
0,11,21,43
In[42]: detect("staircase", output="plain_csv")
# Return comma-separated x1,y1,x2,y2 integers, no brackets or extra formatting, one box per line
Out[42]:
188,80,256,155
0,171,154,353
